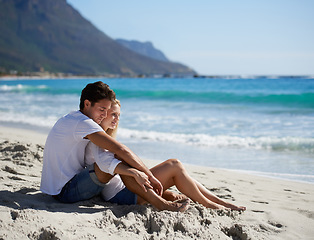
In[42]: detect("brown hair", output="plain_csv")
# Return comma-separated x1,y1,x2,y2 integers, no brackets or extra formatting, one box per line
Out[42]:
80,81,116,110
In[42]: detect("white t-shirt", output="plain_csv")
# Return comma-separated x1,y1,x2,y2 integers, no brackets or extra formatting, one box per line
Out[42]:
84,142,125,200
40,110,103,195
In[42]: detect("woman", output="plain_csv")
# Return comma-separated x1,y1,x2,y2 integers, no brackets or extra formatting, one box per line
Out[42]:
85,100,246,211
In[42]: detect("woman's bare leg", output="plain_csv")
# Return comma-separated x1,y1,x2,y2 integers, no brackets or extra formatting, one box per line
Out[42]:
120,175,189,212
194,180,246,211
150,159,225,209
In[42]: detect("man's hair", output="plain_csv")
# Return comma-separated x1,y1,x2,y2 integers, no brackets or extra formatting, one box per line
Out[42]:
80,81,116,110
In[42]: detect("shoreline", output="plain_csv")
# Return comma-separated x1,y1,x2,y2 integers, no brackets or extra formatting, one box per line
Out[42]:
1,75,314,81
0,125,314,239
1,123,313,185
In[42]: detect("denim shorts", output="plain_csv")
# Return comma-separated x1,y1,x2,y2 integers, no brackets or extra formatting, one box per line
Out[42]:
54,164,108,203
108,187,138,205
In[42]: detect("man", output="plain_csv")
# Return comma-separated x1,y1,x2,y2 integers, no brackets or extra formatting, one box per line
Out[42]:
40,81,186,211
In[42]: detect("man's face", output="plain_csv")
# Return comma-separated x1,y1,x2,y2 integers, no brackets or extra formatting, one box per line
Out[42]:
82,98,112,124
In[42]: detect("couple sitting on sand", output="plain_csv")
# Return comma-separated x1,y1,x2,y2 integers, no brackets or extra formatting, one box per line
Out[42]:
40,81,245,212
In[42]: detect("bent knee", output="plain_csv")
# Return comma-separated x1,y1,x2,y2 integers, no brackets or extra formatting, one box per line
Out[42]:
166,158,183,168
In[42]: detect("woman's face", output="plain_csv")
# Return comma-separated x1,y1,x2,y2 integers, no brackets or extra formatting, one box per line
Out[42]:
100,103,120,130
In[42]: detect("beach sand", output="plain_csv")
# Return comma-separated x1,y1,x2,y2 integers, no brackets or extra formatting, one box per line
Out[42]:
0,125,313,240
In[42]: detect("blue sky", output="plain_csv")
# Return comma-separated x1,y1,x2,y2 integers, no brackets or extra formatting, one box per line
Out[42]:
67,0,314,75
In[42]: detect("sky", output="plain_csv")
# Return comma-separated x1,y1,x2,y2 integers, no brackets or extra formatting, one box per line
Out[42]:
67,0,314,76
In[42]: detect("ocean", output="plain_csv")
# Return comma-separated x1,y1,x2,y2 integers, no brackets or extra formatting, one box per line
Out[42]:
1,77,314,183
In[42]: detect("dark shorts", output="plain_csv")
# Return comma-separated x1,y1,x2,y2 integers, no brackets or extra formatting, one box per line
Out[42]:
108,187,137,205
54,164,107,203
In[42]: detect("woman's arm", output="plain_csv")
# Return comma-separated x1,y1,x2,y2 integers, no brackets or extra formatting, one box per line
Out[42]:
114,162,154,192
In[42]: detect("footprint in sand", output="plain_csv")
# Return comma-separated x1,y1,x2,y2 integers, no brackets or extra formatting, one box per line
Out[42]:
8,176,25,181
268,221,283,229
284,189,306,195
2,165,23,175
209,187,235,201
258,221,285,234
297,209,314,219
251,210,264,213
251,200,269,204
222,224,249,240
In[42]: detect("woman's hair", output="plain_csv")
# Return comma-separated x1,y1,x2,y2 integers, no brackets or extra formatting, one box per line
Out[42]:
105,99,121,138
80,81,116,110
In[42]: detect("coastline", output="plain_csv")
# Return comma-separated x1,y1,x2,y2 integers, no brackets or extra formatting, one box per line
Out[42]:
1,123,313,185
1,74,314,81
0,125,314,239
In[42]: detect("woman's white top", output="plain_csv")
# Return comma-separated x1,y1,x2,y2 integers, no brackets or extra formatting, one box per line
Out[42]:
84,142,125,200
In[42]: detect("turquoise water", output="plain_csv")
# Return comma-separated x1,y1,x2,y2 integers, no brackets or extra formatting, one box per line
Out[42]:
1,77,314,183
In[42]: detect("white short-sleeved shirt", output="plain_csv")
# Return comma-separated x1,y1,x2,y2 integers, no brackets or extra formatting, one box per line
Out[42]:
84,142,125,200
40,110,103,195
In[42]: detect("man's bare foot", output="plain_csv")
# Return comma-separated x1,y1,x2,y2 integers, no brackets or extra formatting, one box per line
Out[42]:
160,198,190,212
163,191,189,202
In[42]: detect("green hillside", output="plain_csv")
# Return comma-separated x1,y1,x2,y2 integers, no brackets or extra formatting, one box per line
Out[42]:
0,0,195,76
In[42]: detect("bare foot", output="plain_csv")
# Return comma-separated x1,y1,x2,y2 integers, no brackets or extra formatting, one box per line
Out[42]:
163,191,189,202
217,205,230,210
160,199,190,212
224,203,246,211
176,199,190,212
234,206,246,211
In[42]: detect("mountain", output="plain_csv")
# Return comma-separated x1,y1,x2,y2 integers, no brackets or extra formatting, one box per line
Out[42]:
0,0,195,76
116,39,169,62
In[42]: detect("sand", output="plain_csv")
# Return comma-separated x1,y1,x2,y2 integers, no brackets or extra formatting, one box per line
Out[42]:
0,125,314,240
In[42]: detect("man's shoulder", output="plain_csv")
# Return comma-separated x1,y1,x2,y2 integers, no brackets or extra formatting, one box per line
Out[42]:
48,110,102,141
52,110,90,131
65,110,87,120
60,110,93,124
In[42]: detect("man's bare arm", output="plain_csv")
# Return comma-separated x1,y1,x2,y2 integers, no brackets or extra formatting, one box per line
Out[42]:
87,131,163,195
87,131,150,176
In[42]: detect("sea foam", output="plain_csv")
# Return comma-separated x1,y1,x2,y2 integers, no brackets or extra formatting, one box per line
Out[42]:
118,128,314,154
